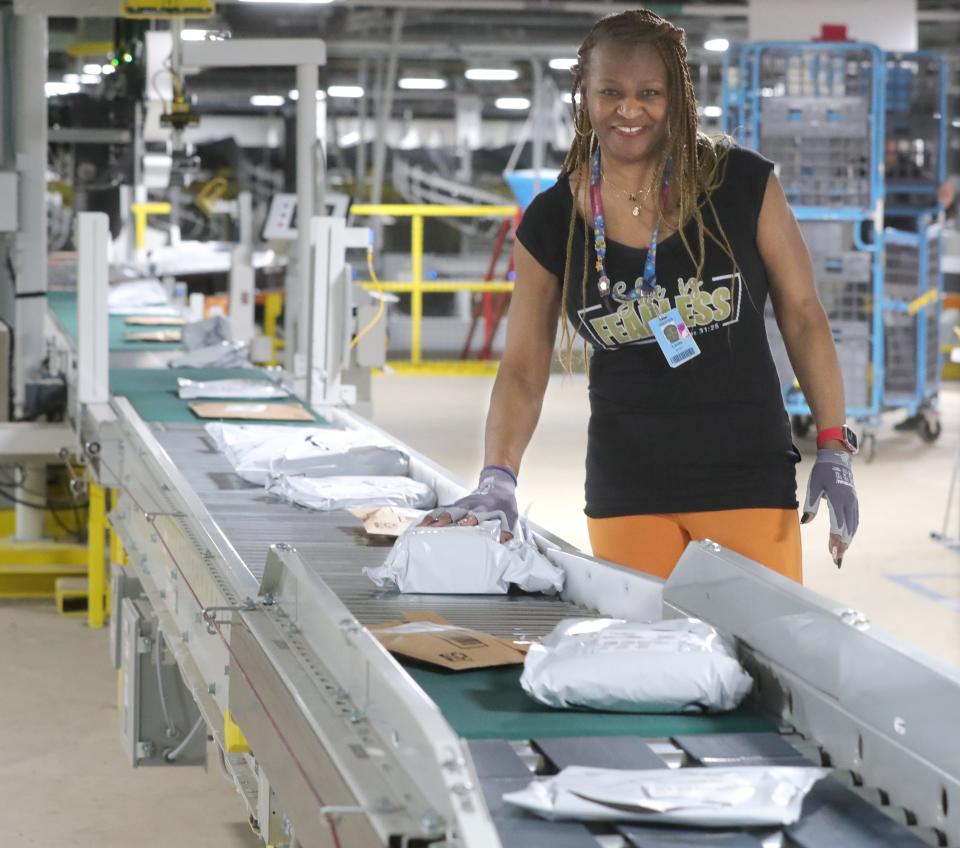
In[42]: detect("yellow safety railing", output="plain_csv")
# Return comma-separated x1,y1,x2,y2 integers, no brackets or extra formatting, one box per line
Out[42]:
131,201,172,251
350,204,518,373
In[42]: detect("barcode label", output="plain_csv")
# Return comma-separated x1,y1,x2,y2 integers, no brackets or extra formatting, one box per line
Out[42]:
669,347,697,366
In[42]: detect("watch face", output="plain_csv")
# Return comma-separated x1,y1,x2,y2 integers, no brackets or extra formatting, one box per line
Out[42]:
843,426,859,452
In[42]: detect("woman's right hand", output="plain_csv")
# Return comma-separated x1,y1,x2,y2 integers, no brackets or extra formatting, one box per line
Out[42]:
420,465,518,542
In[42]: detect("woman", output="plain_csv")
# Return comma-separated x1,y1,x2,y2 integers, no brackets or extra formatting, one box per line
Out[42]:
424,9,859,581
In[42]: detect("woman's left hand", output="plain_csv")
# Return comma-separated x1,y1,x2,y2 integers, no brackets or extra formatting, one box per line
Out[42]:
800,450,859,568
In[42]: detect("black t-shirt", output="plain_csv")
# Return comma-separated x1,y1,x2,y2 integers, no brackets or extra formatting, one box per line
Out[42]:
516,144,800,517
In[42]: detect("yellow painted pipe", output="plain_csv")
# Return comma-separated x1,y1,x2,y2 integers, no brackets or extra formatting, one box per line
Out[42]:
908,288,939,317
361,281,513,294
131,202,172,251
411,215,424,365
350,203,517,218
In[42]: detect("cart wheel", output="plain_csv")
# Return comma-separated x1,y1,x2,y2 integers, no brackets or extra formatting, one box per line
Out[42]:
791,415,813,439
919,416,942,444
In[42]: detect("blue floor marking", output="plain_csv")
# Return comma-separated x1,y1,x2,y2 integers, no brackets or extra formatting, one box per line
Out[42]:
886,573,960,614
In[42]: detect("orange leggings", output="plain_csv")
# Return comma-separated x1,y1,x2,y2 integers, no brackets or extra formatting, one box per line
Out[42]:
587,508,802,583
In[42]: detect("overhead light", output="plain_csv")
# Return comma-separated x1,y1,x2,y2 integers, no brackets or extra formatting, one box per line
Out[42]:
101,64,115,75
398,77,447,90
560,92,581,105
328,85,364,98
549,58,577,71
702,105,723,118
339,130,360,147
80,74,100,85
465,68,519,81
704,38,730,52
496,97,530,110
45,81,81,97
82,63,102,75
63,73,80,84
287,89,326,101
181,29,211,41
250,95,285,107
238,0,336,4
952,119,960,128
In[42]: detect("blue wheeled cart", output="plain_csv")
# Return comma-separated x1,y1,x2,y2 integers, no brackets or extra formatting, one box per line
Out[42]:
722,41,949,457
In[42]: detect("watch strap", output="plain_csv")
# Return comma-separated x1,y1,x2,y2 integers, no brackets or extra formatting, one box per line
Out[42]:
817,426,851,450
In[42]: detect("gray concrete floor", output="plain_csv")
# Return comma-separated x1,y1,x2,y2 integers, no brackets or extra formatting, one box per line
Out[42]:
1,374,957,846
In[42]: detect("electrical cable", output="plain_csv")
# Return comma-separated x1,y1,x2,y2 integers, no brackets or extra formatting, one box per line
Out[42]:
350,246,387,349
0,482,88,512
164,715,205,762
154,634,180,740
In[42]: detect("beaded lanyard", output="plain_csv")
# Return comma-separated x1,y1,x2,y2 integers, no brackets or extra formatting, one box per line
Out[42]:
590,146,673,303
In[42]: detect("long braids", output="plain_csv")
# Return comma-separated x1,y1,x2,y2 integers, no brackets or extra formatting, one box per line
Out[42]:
558,9,742,370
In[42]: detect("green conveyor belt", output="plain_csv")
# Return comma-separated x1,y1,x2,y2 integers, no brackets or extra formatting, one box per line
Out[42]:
110,367,328,424
48,291,184,352
404,663,774,740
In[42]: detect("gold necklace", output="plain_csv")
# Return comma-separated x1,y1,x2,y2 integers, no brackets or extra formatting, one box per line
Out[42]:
601,168,656,217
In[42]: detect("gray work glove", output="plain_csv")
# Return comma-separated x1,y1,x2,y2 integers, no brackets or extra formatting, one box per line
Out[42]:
423,465,518,539
801,449,858,568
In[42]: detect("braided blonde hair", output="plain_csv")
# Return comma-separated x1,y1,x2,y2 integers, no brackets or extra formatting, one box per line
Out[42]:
558,9,741,369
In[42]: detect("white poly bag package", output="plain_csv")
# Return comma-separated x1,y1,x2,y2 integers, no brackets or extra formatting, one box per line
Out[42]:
363,521,565,595
107,279,170,312
502,765,829,827
204,423,409,485
520,617,753,713
178,378,290,400
168,340,250,369
267,475,436,512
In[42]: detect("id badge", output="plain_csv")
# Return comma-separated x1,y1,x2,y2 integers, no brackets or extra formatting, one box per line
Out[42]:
648,308,701,368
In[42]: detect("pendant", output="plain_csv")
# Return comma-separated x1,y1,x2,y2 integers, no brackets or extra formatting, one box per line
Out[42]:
631,206,640,217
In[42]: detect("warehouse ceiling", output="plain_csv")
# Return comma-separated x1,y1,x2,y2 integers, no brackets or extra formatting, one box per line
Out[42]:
46,0,960,120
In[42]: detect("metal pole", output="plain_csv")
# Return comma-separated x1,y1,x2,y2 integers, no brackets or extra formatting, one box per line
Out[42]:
76,212,110,416
168,18,184,246
356,59,369,198
370,9,405,205
531,59,544,195
411,214,423,365
12,9,46,419
293,62,318,377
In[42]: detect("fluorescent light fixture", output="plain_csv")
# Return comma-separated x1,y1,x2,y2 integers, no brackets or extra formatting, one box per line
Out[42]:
339,130,360,147
952,119,960,128
702,105,723,118
80,74,100,85
181,28,211,41
704,38,730,52
287,89,326,101
561,91,581,105
465,68,519,81
238,0,335,4
549,57,577,71
101,64,116,75
398,77,447,90
250,94,285,107
496,97,530,110
328,85,364,98
82,63,103,75
63,73,80,84
45,81,81,97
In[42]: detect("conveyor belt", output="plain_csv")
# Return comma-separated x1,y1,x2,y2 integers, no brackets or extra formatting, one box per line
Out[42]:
48,290,184,352
152,422,777,742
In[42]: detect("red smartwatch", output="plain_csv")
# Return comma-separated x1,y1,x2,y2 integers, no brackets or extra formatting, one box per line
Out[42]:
816,425,859,454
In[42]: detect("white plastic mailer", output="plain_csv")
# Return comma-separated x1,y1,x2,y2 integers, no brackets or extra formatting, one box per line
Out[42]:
268,475,436,512
503,765,829,827
107,279,170,312
168,341,250,369
520,618,753,713
177,378,290,400
204,423,409,485
363,522,565,595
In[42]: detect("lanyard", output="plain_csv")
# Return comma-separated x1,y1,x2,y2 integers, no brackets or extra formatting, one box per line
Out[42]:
590,147,672,303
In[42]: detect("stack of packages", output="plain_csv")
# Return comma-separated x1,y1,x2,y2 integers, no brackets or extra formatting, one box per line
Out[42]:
206,422,436,511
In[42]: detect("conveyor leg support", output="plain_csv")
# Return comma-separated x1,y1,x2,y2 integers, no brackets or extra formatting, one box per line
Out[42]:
86,481,107,629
